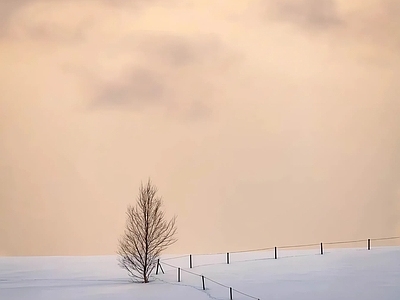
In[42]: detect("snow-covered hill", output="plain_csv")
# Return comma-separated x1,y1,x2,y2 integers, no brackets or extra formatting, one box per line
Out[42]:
1,247,399,300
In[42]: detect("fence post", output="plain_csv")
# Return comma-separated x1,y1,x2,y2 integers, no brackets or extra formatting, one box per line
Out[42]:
230,287,233,300
368,239,371,250
320,243,324,255
177,267,181,282
274,247,278,259
190,254,193,268
227,252,230,264
201,275,206,290
156,259,160,275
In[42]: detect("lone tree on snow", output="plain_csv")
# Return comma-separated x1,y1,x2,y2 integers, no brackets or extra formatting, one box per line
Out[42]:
118,179,177,283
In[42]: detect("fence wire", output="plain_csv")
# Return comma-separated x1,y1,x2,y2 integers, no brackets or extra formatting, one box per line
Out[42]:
325,239,366,245
233,288,260,300
371,236,400,241
163,236,400,258
279,243,320,249
156,235,400,300
158,260,261,300
162,255,189,261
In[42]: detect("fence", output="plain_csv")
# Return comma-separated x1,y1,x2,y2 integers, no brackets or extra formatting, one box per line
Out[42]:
157,260,260,300
162,235,400,266
155,235,400,300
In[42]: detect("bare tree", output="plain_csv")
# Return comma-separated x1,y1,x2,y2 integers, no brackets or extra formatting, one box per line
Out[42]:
118,179,177,283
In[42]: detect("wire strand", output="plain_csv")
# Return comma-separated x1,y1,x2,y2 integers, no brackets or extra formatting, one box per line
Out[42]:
231,246,275,254
162,255,189,261
370,236,400,241
180,268,200,277
160,261,176,268
203,276,230,289
158,261,260,299
233,288,261,300
325,239,366,245
279,243,320,249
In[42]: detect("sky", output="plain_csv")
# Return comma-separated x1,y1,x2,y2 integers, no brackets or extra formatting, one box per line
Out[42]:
1,0,399,256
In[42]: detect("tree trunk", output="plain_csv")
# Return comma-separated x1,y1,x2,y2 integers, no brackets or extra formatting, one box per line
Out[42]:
143,269,148,283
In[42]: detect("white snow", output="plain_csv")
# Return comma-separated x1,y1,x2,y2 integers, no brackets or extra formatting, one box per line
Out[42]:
1,247,399,300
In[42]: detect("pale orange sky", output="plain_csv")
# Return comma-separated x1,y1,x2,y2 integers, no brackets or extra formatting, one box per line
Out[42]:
1,0,399,256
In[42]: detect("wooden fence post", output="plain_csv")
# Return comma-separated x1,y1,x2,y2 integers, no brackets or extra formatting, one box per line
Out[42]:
320,243,324,255
227,252,230,264
177,267,181,282
201,275,206,290
368,239,371,250
229,287,233,300
274,247,278,259
156,259,160,275
190,254,193,268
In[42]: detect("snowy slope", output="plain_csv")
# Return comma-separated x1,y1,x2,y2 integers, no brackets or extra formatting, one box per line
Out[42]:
1,247,399,300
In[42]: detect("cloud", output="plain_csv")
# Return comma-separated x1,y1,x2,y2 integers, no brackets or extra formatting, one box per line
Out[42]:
0,0,26,37
268,0,343,30
0,0,163,41
351,0,400,52
138,34,223,67
1,0,240,120
86,33,238,119
0,0,94,43
260,0,400,62
89,60,216,119
93,67,165,109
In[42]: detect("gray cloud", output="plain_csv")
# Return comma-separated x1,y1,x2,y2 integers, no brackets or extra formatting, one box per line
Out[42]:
138,34,223,67
260,0,400,63
353,0,400,51
0,0,27,35
0,0,93,42
0,0,25,18
1,0,228,120
93,68,165,110
100,0,167,8
22,20,91,43
89,62,215,120
270,0,343,30
88,34,236,119
0,0,160,40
